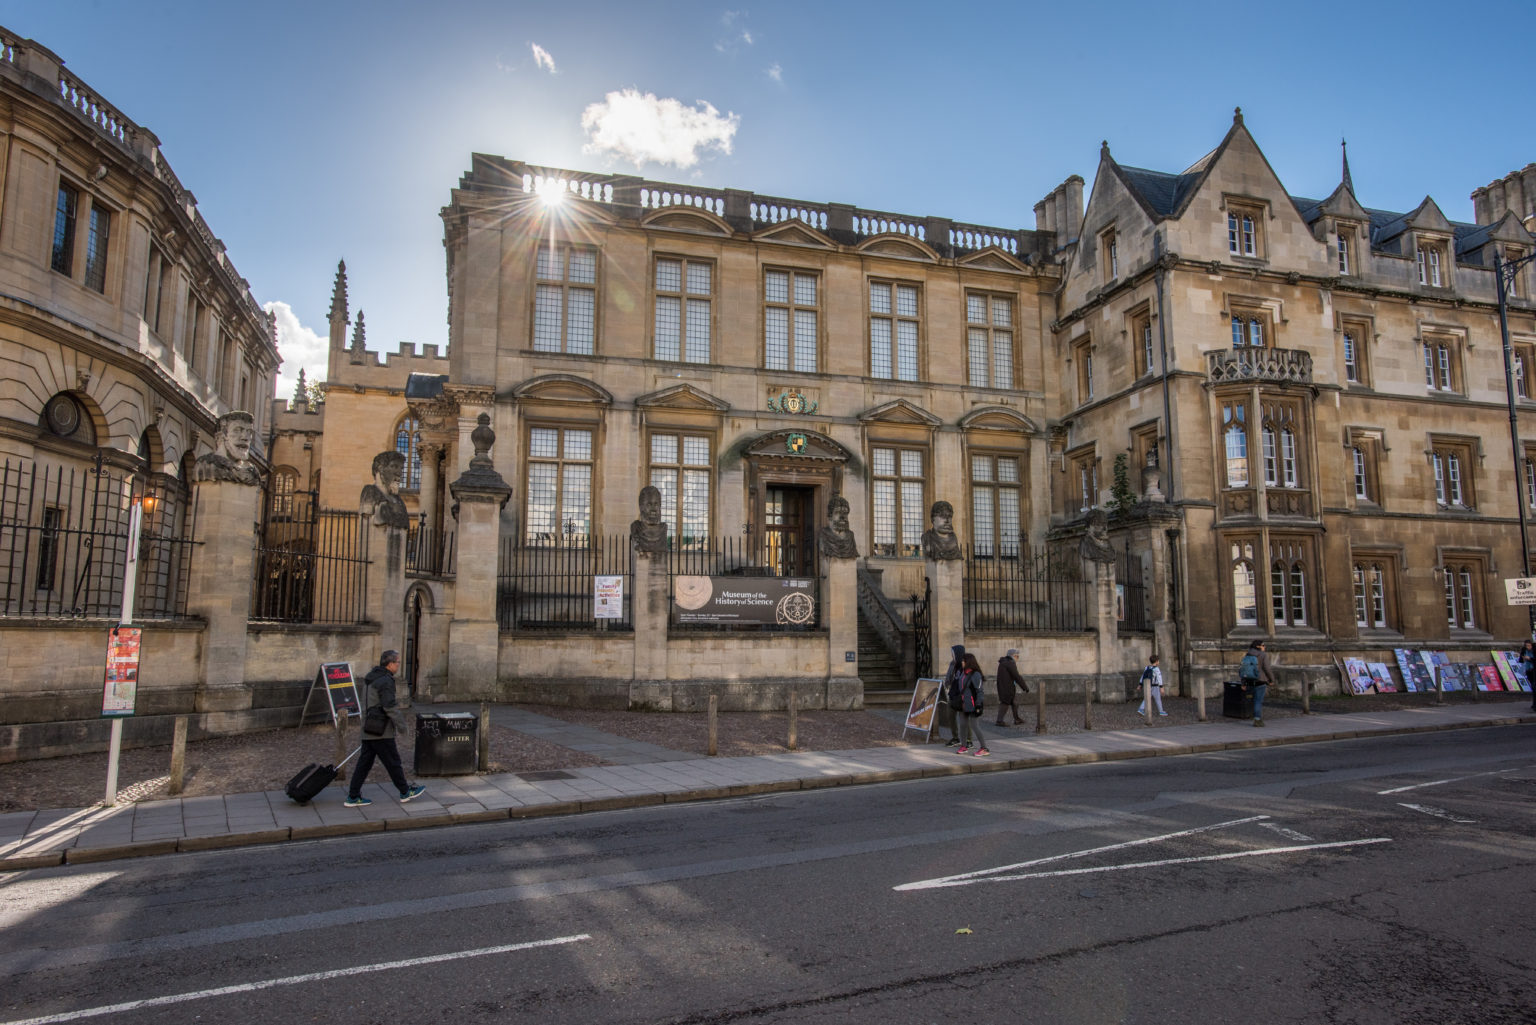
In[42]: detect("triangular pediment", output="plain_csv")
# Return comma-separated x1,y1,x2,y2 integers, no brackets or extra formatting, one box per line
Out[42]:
857,399,942,427
1317,184,1368,224
509,373,613,406
742,429,853,463
959,405,1038,434
634,383,730,412
1405,197,1453,235
1484,210,1532,246
956,246,1028,273
856,233,939,261
754,219,836,249
641,208,733,236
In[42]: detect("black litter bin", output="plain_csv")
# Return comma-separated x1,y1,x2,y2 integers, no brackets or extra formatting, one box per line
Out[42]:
1222,681,1255,719
414,711,478,775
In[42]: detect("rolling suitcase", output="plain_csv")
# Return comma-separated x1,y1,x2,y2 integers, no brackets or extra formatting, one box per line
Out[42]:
285,747,361,804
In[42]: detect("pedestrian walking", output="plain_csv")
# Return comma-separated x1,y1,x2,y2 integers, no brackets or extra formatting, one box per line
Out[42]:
1520,639,1536,711
344,649,427,807
1136,654,1167,716
994,648,1027,726
942,644,966,745
1241,639,1274,727
955,653,990,757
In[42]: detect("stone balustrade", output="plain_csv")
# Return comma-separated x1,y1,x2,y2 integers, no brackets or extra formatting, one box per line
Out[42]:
1204,346,1314,385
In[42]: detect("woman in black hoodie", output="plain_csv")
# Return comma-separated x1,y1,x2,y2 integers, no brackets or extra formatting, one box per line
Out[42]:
942,644,966,745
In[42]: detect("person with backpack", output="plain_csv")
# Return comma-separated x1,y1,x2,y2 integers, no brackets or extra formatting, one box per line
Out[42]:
344,649,427,807
941,644,967,746
1240,639,1273,727
955,652,990,757
994,648,1027,726
1136,653,1167,717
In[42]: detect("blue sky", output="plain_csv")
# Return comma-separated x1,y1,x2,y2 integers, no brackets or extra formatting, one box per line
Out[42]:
6,1,1530,400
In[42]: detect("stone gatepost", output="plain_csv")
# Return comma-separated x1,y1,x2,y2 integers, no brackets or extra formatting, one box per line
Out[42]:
188,411,263,713
921,499,966,673
446,414,511,696
360,450,411,668
819,493,862,709
629,485,672,709
1079,509,1121,701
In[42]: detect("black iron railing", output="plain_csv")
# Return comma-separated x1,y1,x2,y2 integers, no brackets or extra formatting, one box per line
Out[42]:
497,534,633,632
963,544,1090,632
1118,543,1150,631
251,491,369,624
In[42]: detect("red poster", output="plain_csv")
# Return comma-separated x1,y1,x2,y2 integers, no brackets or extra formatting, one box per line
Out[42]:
102,626,141,717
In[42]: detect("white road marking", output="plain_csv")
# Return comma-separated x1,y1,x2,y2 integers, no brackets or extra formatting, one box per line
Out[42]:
1398,802,1477,824
897,838,1391,890
0,934,591,1025
1377,768,1512,795
894,816,1270,891
1258,821,1314,843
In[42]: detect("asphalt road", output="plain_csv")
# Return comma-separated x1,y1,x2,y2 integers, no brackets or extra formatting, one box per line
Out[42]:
3,726,1533,1025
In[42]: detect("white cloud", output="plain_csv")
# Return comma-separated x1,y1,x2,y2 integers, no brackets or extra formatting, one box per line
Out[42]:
530,42,557,74
581,89,739,169
265,300,327,405
766,62,782,84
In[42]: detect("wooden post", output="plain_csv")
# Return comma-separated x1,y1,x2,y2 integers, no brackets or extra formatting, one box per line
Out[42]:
786,687,798,750
333,714,346,767
707,694,719,756
1035,678,1047,735
1083,678,1093,731
1196,676,1207,722
477,701,490,772
168,715,188,795
1301,674,1311,715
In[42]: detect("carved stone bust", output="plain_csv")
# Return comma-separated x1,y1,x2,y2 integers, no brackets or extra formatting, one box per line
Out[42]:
1079,508,1117,564
921,500,962,561
359,450,410,529
629,485,670,554
192,411,262,486
817,494,858,560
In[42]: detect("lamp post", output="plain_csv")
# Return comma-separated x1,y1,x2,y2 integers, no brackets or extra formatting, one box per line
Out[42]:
104,489,156,807
1495,248,1536,638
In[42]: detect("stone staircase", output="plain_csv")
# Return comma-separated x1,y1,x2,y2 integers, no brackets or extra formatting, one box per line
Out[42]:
858,605,912,708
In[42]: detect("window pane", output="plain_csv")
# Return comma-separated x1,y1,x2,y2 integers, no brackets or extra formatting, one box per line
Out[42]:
900,450,923,477
681,468,709,543
562,464,591,537
966,294,986,323
972,488,995,555
526,463,557,539
1290,566,1305,623
765,307,789,370
537,246,559,280
999,488,1020,554
896,285,918,318
650,467,678,536
765,270,788,303
656,259,681,292
869,282,891,314
991,299,1011,327
794,274,817,306
533,286,563,351
686,262,711,295
685,298,711,363
872,480,896,554
566,288,594,354
1225,426,1249,486
872,448,894,476
568,249,595,284
651,434,678,464
1271,564,1285,624
654,296,681,361
895,320,918,381
1234,561,1257,624
968,328,988,386
997,457,1018,483
682,436,709,466
899,481,924,556
85,206,109,292
793,309,817,371
529,428,558,459
992,332,1013,389
563,429,592,460
971,455,992,481
870,318,892,378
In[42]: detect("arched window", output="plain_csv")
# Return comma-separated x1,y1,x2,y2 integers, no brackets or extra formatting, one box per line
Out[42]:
1271,559,1307,626
1231,541,1257,626
394,415,422,491
1225,422,1248,486
1352,562,1387,628
272,468,298,516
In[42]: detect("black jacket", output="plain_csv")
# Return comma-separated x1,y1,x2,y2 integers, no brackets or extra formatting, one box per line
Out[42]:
361,664,406,739
995,655,1028,700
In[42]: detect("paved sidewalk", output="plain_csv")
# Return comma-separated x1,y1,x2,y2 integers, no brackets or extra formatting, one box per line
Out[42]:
2,702,1530,871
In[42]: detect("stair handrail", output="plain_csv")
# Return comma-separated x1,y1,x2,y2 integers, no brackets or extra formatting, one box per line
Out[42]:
856,565,916,684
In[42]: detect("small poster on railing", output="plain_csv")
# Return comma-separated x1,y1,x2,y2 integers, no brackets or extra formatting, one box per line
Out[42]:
673,575,816,625
594,575,624,619
102,626,140,717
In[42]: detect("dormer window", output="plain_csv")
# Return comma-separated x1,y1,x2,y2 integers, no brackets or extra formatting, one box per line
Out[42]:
1336,233,1351,275
1417,244,1444,287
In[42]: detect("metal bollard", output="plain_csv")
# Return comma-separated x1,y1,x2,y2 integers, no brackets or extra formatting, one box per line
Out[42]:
707,694,718,756
786,687,798,751
168,715,188,795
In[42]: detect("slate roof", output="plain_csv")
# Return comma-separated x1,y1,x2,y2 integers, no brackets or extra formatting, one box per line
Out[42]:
1116,165,1204,218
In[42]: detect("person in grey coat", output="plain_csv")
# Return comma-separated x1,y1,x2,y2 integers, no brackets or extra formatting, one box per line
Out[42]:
994,648,1027,726
344,649,426,807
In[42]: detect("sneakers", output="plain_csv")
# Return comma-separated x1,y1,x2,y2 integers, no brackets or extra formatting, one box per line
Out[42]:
343,795,372,808
1253,718,1265,727
944,738,960,746
1136,707,1146,715
1158,712,1169,717
956,745,970,754
974,748,991,757
400,784,427,803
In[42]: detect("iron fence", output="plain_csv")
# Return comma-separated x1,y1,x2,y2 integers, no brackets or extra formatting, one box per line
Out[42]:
669,534,824,632
406,522,455,577
251,490,369,624
1118,543,1150,631
497,533,633,632
0,456,196,620
963,543,1090,632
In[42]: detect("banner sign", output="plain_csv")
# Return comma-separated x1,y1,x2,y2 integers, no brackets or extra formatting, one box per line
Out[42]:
102,626,141,717
594,575,624,619
1504,577,1536,606
318,662,361,722
672,575,817,626
903,677,943,740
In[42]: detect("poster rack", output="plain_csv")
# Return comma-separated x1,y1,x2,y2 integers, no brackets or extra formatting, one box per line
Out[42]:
300,662,361,726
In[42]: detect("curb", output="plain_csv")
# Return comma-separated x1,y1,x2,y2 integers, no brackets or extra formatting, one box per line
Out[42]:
3,712,1531,872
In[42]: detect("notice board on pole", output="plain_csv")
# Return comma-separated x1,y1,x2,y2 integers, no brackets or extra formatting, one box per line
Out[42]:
101,626,141,718
303,662,360,725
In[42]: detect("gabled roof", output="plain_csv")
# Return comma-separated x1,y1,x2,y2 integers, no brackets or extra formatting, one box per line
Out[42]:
1115,165,1207,219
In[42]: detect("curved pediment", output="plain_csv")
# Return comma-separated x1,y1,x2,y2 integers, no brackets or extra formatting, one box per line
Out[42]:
856,233,939,261
509,374,613,406
956,246,1029,273
743,429,853,463
857,398,942,427
753,219,836,249
634,382,730,412
959,405,1038,434
641,208,733,236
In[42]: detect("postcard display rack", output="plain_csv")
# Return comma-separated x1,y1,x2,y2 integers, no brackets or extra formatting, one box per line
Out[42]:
1338,649,1533,695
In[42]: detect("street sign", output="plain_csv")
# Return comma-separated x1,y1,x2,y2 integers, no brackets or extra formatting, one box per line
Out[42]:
1504,577,1536,606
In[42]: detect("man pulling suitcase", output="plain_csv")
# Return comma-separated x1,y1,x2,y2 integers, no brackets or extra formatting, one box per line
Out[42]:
343,649,426,807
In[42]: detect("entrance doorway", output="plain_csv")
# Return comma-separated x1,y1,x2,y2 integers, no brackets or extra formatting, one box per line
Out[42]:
764,485,816,577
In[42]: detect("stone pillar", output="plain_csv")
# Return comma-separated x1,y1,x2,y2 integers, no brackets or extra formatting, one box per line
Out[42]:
188,478,259,712
365,521,408,667
418,442,442,538
1085,557,1120,701
823,555,861,709
927,557,965,669
446,414,511,697
629,552,671,708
